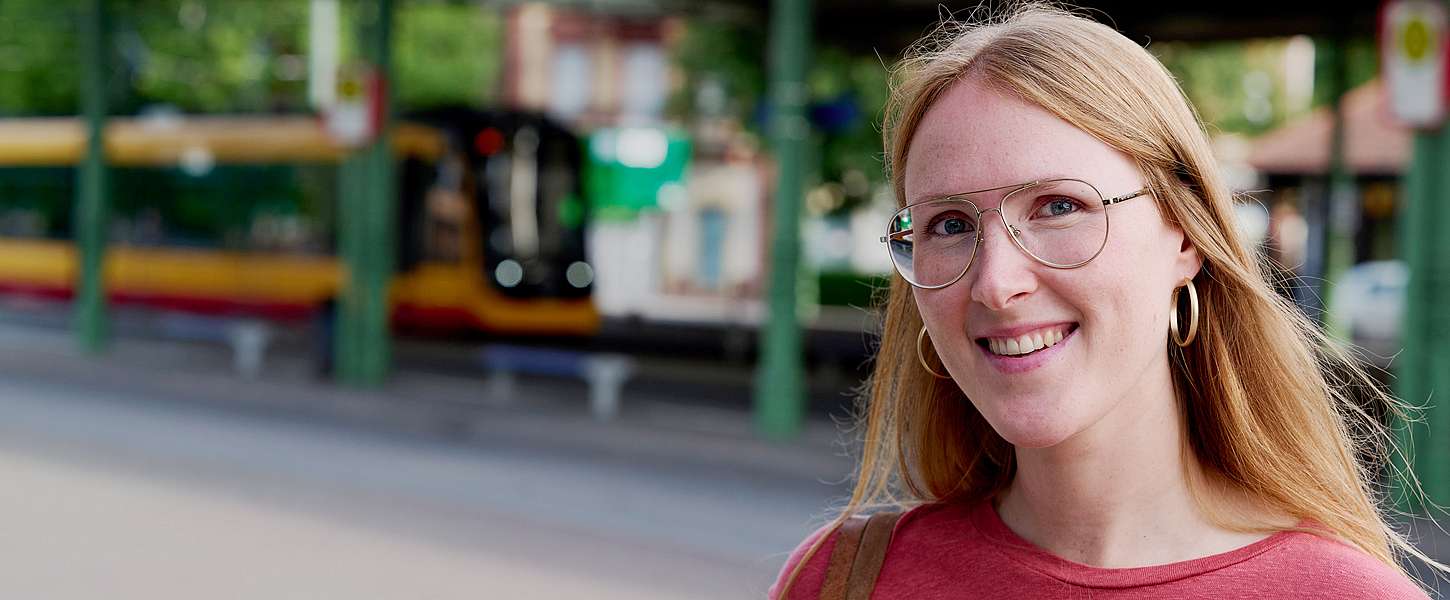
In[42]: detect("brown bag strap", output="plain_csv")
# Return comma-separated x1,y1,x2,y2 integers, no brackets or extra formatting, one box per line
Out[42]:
817,511,903,600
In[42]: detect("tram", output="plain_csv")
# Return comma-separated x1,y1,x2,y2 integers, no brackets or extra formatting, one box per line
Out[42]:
0,109,598,341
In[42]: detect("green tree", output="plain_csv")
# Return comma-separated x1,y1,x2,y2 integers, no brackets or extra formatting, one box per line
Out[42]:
667,19,767,128
0,1,82,116
808,46,889,208
1151,37,1378,138
0,0,503,116
116,0,311,113
393,2,502,110
670,18,890,211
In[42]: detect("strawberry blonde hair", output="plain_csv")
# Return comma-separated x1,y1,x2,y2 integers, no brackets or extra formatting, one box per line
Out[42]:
779,3,1441,596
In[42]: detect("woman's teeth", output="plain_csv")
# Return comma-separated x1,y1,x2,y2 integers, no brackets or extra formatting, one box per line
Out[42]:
986,326,1070,357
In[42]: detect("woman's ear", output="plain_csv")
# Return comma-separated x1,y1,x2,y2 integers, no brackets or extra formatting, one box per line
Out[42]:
1175,227,1203,282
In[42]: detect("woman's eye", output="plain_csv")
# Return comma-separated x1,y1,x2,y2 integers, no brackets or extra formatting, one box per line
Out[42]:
930,216,973,236
1036,198,1078,218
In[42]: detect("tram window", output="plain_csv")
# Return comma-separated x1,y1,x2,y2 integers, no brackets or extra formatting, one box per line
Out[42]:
106,164,334,253
423,185,467,262
462,112,590,299
0,167,72,239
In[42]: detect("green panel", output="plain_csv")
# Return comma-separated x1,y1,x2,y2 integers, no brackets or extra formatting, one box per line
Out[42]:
582,129,691,220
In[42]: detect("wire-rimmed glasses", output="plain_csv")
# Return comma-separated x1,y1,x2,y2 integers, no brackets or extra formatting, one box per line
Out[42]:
881,178,1149,289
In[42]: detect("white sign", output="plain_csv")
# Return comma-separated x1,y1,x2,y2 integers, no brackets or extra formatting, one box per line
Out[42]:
1383,0,1449,128
324,66,379,148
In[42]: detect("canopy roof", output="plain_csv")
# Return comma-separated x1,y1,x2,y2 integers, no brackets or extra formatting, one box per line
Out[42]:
1247,80,1410,177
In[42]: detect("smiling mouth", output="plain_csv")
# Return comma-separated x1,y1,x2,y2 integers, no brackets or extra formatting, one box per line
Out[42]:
976,323,1077,357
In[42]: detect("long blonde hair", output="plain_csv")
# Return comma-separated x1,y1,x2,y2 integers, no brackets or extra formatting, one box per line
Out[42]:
780,2,1440,596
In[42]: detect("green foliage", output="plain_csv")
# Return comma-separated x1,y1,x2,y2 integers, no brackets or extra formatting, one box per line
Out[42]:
809,46,888,195
118,0,311,113
0,0,501,116
1151,37,1379,137
393,3,501,110
667,19,766,128
0,2,81,116
670,18,889,213
1154,39,1286,136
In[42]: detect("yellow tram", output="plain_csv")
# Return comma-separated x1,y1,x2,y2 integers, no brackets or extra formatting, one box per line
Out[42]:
0,110,598,337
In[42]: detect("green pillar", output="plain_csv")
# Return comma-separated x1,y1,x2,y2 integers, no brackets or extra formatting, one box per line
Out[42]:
74,0,109,353
754,0,812,439
1395,126,1450,512
1318,36,1355,334
336,0,395,386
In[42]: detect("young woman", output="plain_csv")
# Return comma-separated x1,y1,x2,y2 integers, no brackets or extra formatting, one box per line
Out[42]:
771,4,1437,598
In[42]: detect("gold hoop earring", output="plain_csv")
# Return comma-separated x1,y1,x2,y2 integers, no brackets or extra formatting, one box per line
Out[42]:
917,325,952,379
1170,278,1199,347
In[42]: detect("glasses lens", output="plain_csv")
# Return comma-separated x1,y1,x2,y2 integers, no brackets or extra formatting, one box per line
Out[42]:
1002,179,1109,267
887,198,979,287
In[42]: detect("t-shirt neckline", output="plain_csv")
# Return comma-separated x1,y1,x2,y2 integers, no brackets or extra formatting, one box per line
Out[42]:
967,500,1298,589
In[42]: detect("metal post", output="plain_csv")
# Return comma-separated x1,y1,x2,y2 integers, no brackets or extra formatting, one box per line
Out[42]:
754,0,812,439
74,0,109,353
336,0,395,386
1313,36,1355,332
336,153,362,381
1395,127,1450,511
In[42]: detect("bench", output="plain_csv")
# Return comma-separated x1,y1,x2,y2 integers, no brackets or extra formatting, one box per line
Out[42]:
156,314,274,379
477,344,635,421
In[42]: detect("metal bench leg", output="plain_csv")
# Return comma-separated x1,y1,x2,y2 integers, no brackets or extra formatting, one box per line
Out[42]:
585,356,633,421
486,369,516,406
227,320,271,379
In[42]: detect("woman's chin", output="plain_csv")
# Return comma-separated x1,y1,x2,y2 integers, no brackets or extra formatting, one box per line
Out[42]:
986,416,1080,449
971,393,1089,449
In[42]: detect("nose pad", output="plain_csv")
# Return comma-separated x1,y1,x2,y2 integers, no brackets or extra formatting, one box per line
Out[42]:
965,210,1036,308
972,208,1019,253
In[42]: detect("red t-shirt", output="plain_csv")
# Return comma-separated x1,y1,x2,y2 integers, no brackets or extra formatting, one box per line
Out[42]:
770,501,1430,599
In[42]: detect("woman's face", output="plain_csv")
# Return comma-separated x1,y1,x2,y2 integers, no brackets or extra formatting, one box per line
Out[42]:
904,77,1201,449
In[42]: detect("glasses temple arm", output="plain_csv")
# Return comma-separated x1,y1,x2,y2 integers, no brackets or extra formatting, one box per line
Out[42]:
1102,188,1150,206
881,230,913,243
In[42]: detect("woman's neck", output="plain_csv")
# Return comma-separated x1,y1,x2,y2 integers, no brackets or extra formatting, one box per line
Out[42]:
992,365,1274,568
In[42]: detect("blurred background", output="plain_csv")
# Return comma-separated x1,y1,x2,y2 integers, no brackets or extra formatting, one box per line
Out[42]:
1,0,1449,597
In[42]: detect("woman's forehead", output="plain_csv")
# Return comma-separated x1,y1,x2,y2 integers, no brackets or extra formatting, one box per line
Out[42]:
902,80,1132,205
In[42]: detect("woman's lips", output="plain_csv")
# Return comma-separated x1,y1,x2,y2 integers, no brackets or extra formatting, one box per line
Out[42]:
977,323,1075,357
974,323,1079,375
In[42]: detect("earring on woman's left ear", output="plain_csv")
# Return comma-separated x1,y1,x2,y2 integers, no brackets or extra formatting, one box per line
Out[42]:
917,325,952,379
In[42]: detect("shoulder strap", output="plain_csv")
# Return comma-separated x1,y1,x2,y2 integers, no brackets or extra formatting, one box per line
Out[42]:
817,511,903,600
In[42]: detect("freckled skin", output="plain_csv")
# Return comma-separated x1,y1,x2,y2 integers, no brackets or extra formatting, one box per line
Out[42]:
904,76,1201,450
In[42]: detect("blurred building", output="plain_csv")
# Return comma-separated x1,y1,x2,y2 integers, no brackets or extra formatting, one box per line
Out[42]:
1248,79,1407,271
503,4,678,128
1247,78,1408,354
502,3,782,329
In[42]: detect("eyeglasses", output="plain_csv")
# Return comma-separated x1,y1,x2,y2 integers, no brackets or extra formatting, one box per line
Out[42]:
881,178,1149,289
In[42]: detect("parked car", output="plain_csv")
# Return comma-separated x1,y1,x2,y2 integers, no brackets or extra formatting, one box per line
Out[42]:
1327,260,1406,371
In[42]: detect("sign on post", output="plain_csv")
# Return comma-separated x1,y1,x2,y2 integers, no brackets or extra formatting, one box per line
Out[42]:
324,64,384,147
1382,0,1450,128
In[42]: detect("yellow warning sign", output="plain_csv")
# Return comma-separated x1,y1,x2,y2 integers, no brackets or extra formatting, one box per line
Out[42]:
1402,17,1434,62
1383,0,1448,127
